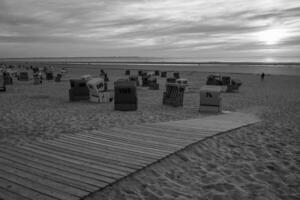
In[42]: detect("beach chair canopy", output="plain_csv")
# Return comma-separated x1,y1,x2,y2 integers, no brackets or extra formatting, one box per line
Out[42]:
87,78,105,94
176,78,188,85
147,71,155,76
70,79,87,88
81,74,92,81
114,79,137,111
163,83,185,107
206,74,223,85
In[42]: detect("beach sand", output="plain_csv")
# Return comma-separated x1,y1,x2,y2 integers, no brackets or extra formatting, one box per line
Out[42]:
1,64,299,199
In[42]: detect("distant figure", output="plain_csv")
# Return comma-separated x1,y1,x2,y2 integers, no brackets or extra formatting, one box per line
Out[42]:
261,73,265,81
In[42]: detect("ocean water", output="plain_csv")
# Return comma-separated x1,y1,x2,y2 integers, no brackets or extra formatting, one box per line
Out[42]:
1,57,300,76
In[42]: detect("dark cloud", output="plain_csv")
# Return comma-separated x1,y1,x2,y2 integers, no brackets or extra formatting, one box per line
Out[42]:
0,0,299,61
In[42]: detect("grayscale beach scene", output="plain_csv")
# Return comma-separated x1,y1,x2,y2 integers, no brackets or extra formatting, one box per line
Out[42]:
0,0,299,200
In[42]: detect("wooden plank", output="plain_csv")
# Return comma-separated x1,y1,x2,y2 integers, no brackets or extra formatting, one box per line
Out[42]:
99,127,187,145
139,122,218,135
11,144,134,173
160,121,225,132
5,145,116,184
63,134,178,154
173,118,244,129
127,125,210,141
57,136,164,159
3,144,125,179
63,132,176,153
35,139,153,166
0,157,94,195
147,122,222,133
110,128,191,145
0,149,107,189
0,169,79,200
0,178,57,200
68,131,181,151
0,186,31,200
25,142,146,169
0,160,87,197
130,124,211,138
49,133,171,156
133,124,216,138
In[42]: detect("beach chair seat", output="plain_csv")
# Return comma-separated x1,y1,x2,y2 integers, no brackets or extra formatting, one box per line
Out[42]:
163,83,185,107
149,82,159,90
114,80,137,111
69,79,90,101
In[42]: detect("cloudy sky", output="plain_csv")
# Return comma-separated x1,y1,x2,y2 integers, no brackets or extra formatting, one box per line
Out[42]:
0,0,300,61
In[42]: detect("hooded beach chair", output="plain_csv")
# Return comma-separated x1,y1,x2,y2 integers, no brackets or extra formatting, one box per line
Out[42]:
114,80,137,111
69,79,90,101
0,73,6,92
162,83,185,107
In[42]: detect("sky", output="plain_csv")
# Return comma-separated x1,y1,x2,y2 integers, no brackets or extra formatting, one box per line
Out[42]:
0,0,300,61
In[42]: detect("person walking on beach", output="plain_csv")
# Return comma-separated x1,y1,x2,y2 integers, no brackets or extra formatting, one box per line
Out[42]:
261,72,265,81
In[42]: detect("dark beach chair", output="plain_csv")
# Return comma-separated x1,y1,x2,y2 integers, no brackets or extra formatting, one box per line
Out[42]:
173,72,180,79
129,75,140,86
55,74,62,82
33,73,42,84
138,70,143,76
162,83,185,107
161,71,167,78
125,70,130,76
166,77,176,83
155,70,160,76
148,76,159,90
114,80,137,111
0,73,6,92
231,79,242,91
142,74,150,87
69,79,90,101
46,72,54,80
18,72,29,81
4,72,13,85
206,75,223,85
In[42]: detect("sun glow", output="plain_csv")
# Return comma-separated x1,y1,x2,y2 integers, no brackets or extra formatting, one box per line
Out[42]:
256,28,287,45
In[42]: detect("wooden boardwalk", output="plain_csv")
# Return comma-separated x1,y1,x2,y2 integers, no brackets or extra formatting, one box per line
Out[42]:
0,112,259,200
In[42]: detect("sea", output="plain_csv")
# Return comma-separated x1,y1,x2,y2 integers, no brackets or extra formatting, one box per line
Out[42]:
1,57,300,76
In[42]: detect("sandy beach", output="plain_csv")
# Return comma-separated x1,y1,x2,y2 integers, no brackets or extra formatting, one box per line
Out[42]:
1,64,299,200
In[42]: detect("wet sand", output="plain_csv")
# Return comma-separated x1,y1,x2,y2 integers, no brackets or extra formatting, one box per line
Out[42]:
1,65,299,199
